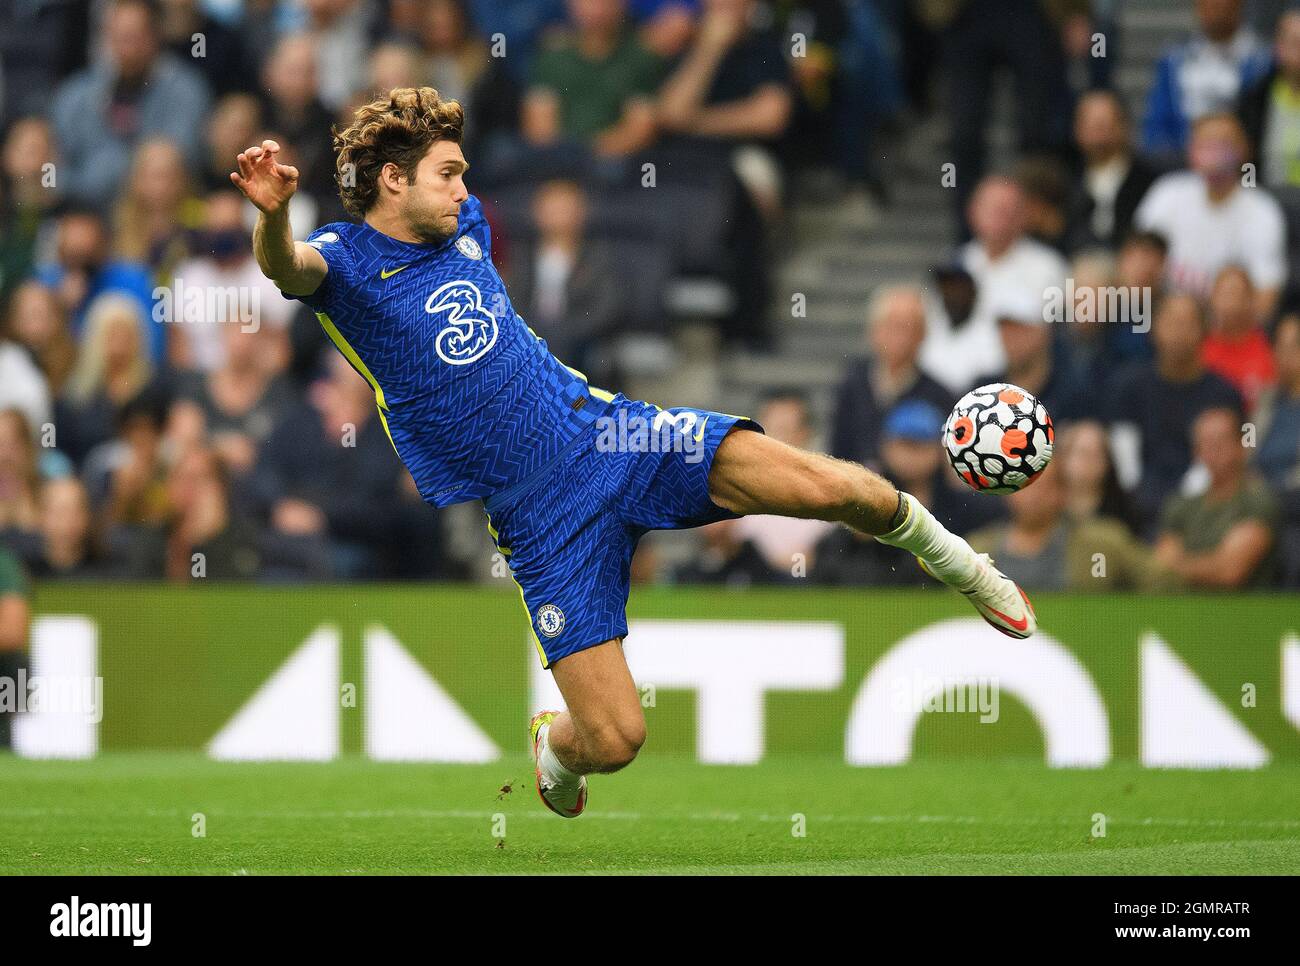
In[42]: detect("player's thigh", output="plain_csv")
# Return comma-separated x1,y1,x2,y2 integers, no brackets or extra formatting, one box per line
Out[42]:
550,638,645,746
707,427,880,519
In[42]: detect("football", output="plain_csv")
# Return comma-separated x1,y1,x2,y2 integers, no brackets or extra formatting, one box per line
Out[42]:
943,383,1054,494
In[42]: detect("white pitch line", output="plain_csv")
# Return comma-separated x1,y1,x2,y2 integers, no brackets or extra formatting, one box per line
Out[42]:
1,806,1298,830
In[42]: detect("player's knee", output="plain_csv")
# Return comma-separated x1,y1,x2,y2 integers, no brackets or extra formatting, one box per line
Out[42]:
587,716,646,772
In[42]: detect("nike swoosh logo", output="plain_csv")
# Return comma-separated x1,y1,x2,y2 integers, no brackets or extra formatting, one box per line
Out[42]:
380,265,409,279
979,603,1029,633
693,417,709,443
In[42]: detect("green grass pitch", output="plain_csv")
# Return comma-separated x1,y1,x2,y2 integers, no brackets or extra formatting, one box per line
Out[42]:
2,753,1297,874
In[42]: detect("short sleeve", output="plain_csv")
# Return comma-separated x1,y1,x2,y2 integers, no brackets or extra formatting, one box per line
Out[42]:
288,225,357,313
1240,480,1281,528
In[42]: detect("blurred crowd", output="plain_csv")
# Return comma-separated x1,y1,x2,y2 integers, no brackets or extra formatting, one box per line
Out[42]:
0,0,1297,593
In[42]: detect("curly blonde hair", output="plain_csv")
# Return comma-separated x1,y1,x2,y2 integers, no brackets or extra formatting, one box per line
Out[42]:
333,87,465,218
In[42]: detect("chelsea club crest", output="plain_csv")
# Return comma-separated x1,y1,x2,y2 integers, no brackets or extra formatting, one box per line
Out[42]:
536,604,565,638
455,235,483,260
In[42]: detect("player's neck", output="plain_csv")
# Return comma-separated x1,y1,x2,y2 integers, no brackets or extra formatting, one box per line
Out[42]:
364,210,427,245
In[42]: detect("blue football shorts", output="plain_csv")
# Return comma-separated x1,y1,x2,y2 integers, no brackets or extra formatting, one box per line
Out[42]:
482,391,764,668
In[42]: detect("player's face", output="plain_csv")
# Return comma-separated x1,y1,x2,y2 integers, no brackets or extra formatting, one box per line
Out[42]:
401,141,470,244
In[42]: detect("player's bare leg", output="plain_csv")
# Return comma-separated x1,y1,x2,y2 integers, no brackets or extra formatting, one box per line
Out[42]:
707,429,1036,637
529,637,645,817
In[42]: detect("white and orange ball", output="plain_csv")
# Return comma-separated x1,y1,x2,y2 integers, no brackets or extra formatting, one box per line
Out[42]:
943,383,1054,494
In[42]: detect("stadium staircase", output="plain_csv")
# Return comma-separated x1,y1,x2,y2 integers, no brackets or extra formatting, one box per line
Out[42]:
710,0,1198,432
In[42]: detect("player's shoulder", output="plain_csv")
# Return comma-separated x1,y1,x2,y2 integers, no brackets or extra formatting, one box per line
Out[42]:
305,221,363,250
305,221,390,287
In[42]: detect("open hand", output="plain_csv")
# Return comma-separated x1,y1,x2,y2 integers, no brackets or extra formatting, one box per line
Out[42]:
230,139,300,215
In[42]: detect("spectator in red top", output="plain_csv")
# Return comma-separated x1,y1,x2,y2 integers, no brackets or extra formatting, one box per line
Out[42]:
1202,264,1276,413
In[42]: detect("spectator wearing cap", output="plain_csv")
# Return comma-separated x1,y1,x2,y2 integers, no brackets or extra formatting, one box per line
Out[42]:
1143,0,1269,158
967,461,1183,592
49,0,212,207
815,399,972,587
1107,294,1243,530
831,285,952,471
972,285,1089,424
1155,406,1278,588
1135,112,1286,320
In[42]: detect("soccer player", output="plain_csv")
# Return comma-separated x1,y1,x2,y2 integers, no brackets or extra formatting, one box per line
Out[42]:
232,88,1036,818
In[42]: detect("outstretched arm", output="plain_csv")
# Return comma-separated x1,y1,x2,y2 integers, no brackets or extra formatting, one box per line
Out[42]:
230,139,328,297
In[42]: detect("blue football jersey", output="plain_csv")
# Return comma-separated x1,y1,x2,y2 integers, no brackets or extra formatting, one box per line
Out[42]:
290,195,610,507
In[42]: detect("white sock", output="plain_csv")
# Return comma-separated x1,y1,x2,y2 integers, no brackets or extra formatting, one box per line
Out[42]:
874,492,979,590
538,723,581,787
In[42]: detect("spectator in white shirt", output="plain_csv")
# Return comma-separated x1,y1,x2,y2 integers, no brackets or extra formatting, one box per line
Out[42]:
169,190,295,373
1135,112,1286,320
956,175,1070,376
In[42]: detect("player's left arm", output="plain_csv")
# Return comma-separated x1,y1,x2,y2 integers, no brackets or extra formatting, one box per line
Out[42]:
231,139,329,296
